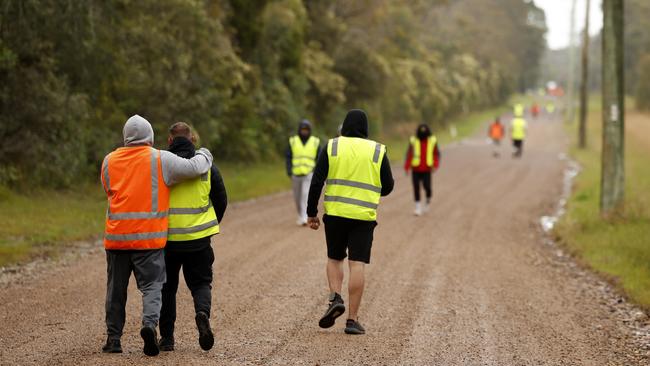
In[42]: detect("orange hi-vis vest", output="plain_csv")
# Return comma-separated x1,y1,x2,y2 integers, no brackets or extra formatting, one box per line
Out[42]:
101,146,170,250
489,123,504,139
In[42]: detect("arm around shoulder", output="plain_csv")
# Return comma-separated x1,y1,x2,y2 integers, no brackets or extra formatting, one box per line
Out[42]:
160,148,213,186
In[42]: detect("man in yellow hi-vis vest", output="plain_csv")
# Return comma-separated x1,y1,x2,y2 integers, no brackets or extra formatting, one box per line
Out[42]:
286,119,321,226
306,109,394,335
510,105,528,158
158,122,227,352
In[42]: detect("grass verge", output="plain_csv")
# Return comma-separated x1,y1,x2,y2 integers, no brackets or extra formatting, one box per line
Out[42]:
555,102,650,309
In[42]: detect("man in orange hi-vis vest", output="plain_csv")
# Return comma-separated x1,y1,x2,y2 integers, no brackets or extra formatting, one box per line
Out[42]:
488,117,505,157
100,115,213,356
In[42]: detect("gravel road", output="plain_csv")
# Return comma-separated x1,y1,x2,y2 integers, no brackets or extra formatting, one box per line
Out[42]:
1,114,648,365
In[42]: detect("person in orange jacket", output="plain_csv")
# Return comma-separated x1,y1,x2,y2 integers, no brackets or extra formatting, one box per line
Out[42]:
488,117,505,157
404,124,440,216
100,115,213,356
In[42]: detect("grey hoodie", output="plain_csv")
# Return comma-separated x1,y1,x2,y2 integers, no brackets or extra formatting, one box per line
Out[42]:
120,115,213,186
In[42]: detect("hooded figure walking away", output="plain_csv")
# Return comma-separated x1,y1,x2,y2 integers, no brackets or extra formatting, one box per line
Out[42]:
100,115,213,356
286,119,322,226
306,109,394,335
404,124,440,216
158,122,228,353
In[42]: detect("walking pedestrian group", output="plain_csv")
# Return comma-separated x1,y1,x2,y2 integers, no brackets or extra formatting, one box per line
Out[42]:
100,102,534,355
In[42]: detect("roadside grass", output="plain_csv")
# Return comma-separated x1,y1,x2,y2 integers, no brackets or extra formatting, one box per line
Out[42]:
555,103,650,309
216,160,289,202
0,96,533,268
0,160,291,268
0,185,106,267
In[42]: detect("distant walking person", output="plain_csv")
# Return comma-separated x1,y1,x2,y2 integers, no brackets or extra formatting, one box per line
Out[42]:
158,122,228,353
404,124,440,216
306,109,394,335
488,117,505,157
286,119,321,226
100,115,213,356
510,106,528,158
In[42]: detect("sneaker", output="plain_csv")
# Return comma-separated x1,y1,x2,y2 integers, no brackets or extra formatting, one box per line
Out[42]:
344,319,366,335
195,311,214,351
296,217,307,226
318,293,345,328
140,326,160,356
424,202,431,213
159,337,174,352
102,338,122,353
414,202,422,216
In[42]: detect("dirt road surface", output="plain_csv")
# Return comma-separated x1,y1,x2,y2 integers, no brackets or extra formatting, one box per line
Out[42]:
1,113,647,365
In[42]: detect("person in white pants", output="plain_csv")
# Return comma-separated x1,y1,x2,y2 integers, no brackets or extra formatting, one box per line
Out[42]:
286,119,322,226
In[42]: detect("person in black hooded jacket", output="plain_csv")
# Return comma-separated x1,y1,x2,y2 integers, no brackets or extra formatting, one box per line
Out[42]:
306,109,394,335
158,122,227,352
286,119,322,226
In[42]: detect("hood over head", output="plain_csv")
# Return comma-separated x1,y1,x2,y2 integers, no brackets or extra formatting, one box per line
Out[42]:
416,123,431,140
297,119,312,141
123,114,154,146
340,109,369,138
297,119,312,133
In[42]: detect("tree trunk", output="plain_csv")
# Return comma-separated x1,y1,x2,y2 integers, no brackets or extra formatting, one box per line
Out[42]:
566,0,578,124
600,0,625,216
578,0,591,149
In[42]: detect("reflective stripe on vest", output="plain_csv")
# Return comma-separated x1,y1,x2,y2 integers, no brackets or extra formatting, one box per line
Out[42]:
167,169,219,241
324,137,385,221
290,135,320,176
409,136,436,167
102,147,170,250
511,118,527,140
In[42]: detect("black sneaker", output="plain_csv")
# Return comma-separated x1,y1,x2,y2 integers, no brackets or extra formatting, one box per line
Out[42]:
344,319,365,335
318,293,345,329
140,326,160,356
159,336,174,352
102,338,122,353
195,311,214,351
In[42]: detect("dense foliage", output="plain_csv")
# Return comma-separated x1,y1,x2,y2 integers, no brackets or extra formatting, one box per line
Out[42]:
0,0,546,188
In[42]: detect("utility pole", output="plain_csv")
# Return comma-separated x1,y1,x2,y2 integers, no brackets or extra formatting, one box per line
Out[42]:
566,0,578,125
601,0,625,216
578,0,591,149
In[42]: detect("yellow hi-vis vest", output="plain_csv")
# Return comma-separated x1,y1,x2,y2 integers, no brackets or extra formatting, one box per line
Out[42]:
324,137,385,221
289,135,320,176
167,169,219,241
511,117,527,140
409,136,437,167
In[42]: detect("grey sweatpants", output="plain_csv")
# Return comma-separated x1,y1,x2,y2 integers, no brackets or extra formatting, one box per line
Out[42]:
291,173,313,222
105,249,166,340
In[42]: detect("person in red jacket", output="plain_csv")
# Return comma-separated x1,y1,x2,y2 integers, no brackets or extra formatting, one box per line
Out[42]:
404,124,440,216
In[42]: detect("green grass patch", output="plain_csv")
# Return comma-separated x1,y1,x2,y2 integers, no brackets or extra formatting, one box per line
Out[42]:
555,103,650,308
0,185,106,267
217,160,290,202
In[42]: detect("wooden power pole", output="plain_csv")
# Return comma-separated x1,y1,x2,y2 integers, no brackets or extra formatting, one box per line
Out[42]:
601,0,625,216
566,0,578,124
578,0,591,149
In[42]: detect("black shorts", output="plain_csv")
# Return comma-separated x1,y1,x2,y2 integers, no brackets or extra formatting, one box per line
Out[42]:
323,214,377,264
513,139,523,148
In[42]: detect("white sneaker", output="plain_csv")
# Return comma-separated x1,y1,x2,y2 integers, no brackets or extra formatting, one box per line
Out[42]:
414,202,422,216
424,202,431,213
296,217,307,226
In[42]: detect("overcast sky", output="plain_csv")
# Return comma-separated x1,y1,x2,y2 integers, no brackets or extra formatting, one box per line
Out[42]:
533,0,603,50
